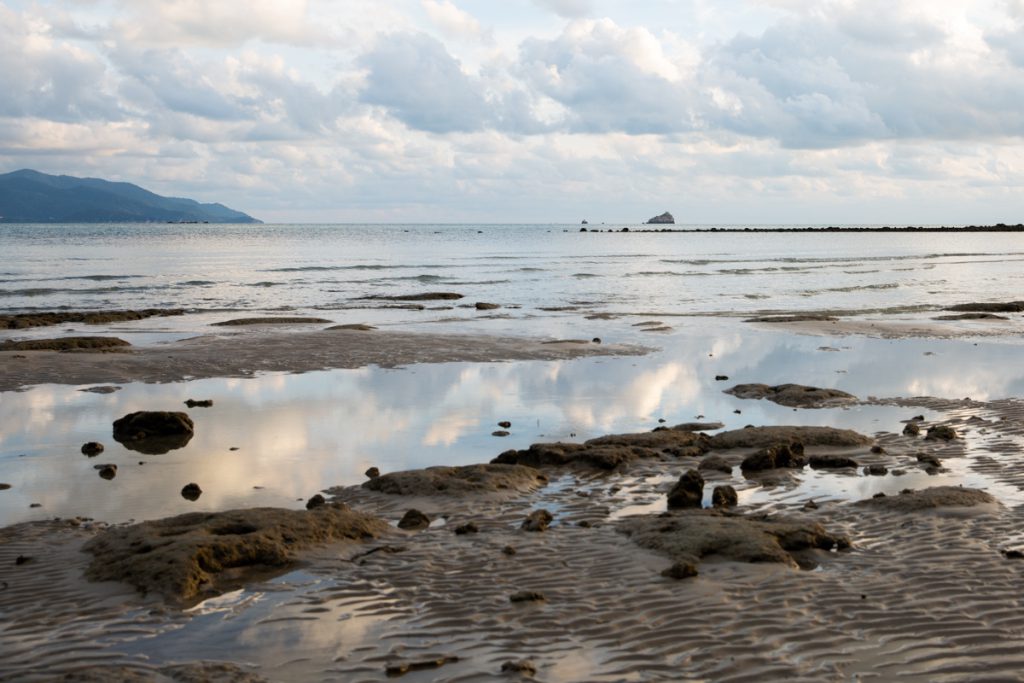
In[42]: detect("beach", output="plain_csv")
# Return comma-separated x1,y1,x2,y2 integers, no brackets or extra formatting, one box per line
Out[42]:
5,225,1024,681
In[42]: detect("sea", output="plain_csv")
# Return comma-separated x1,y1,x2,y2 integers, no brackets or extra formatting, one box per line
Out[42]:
3,222,1024,525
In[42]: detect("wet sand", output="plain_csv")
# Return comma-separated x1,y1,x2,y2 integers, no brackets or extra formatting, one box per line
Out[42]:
0,328,645,392
4,392,1024,681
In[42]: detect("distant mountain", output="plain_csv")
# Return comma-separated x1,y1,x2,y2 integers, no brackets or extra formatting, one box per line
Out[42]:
0,169,261,223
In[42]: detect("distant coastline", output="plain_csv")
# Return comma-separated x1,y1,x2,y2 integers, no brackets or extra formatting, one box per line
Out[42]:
579,223,1024,233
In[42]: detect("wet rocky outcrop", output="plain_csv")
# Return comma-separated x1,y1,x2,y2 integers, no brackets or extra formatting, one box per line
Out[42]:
619,509,850,569
361,464,547,496
710,426,872,449
944,302,1024,313
82,504,388,604
856,486,994,511
493,429,711,471
808,454,860,469
0,309,184,330
743,314,838,323
667,470,704,509
112,411,194,455
212,317,330,326
740,443,806,471
725,383,857,408
398,509,431,530
1,337,131,352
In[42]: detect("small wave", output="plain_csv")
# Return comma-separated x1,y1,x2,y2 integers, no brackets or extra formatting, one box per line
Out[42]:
251,281,282,287
178,280,217,286
573,273,601,278
389,275,447,283
59,275,144,281
627,271,704,277
515,267,546,272
446,279,513,286
0,285,156,297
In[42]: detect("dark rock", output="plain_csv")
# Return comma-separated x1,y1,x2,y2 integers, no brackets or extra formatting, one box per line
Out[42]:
211,317,330,326
698,455,732,474
1,336,131,352
112,411,194,455
725,383,857,408
667,470,704,509
327,323,377,331
305,494,326,510
494,430,710,471
743,314,838,323
711,426,871,449
181,483,202,501
29,503,41,508
454,522,479,535
857,486,994,511
475,302,501,310
0,309,183,330
521,509,554,532
673,421,725,431
502,545,517,556
498,421,512,428
79,385,122,394
360,292,463,301
0,483,10,491
741,443,806,471
184,399,213,408
365,467,380,479
501,659,537,676
646,211,675,224
1002,549,1024,560
808,454,859,469
916,453,942,467
492,430,510,437
97,465,117,480
397,509,431,530
802,500,819,510
661,561,698,579
870,445,886,454
81,442,104,456
385,657,460,678
711,485,738,508
945,301,1024,313
361,464,547,497
715,375,729,381
925,425,958,441
15,555,31,565
864,465,889,476
509,591,545,603
903,422,921,436
934,312,1009,320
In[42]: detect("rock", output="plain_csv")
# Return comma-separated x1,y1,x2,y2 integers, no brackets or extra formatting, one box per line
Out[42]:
475,302,501,310
305,494,326,510
857,486,994,511
326,323,377,331
0,309,184,330
509,591,545,603
521,509,553,532
934,313,1009,320
620,509,850,569
184,399,213,408
808,454,860,469
492,430,511,437
711,485,738,508
870,445,886,454
667,470,704,509
646,212,675,224
741,443,806,471
903,423,921,436
498,421,512,429
673,422,725,432
0,483,10,491
454,522,479,535
864,465,888,476
916,453,942,467
29,503,41,508
661,561,699,579
360,464,547,497
83,504,388,603
802,500,819,510
112,411,195,455
697,454,732,474
15,555,31,565
711,426,871,449
725,383,857,408
79,385,122,394
501,659,537,676
398,509,431,530
81,442,104,457
715,375,729,381
502,545,517,555
0,337,131,352
925,425,958,441
360,292,463,301
365,467,380,479
59,663,270,682
384,656,460,678
592,337,601,344
743,314,838,323
97,465,117,480
181,483,202,501
945,301,1024,313
211,317,330,326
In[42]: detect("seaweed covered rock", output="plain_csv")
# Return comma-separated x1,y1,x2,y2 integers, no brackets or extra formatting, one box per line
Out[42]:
1,337,131,352
741,442,806,471
856,486,994,511
112,411,194,455
493,430,710,471
725,383,857,408
82,504,388,603
619,509,850,569
808,454,860,469
710,426,871,449
361,464,547,496
667,470,704,509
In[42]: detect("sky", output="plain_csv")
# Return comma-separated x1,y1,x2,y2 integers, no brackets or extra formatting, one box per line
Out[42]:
2,0,1024,224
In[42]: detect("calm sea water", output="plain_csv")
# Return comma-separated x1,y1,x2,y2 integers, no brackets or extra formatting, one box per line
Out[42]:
3,223,1024,526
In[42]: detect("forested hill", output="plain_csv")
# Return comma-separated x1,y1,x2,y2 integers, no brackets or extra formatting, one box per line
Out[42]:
0,169,260,223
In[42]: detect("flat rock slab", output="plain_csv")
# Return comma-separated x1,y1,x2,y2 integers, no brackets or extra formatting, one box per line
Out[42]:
857,486,995,512
710,426,872,449
212,317,331,326
0,308,184,329
743,314,838,323
83,504,388,604
945,302,1024,313
57,662,268,683
361,464,548,496
933,313,1009,321
618,509,850,569
493,430,710,470
725,383,857,408
0,337,130,352
112,411,195,455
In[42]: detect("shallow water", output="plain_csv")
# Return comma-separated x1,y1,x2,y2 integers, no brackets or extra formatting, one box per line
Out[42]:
4,320,1024,525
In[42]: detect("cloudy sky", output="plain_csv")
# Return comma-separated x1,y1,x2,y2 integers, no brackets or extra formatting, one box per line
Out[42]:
2,0,1024,223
